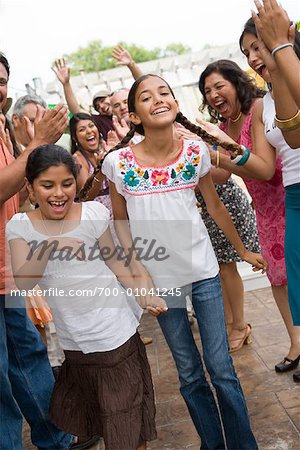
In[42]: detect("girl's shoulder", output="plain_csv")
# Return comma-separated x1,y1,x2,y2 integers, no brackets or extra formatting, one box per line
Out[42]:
8,212,30,223
6,212,31,241
82,201,110,222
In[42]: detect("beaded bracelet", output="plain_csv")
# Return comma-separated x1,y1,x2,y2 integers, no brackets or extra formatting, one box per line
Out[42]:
271,43,293,57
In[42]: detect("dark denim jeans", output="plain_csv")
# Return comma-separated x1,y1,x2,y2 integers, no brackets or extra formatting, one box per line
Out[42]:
157,274,258,450
0,293,73,450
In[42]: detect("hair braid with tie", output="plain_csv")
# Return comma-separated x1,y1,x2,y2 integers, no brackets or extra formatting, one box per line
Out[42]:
79,74,244,200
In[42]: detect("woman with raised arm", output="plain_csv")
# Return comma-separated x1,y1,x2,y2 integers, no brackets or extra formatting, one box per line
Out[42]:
196,17,300,382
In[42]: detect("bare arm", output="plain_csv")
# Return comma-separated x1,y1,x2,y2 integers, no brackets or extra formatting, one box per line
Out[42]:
269,68,300,149
197,103,276,180
98,227,139,292
197,172,267,271
253,0,300,107
210,167,231,184
109,180,167,315
52,59,85,115
9,235,84,290
0,105,69,204
112,46,143,80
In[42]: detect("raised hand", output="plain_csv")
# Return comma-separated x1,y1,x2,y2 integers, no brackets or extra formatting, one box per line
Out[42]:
112,46,134,67
52,58,71,85
252,0,291,51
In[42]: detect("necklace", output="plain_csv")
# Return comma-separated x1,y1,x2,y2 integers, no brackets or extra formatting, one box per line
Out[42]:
229,111,242,123
39,209,66,236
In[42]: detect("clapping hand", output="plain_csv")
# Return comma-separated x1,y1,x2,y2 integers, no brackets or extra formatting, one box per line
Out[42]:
0,116,13,155
112,115,130,140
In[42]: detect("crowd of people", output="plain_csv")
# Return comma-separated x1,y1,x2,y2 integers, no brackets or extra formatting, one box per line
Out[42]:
1,0,300,449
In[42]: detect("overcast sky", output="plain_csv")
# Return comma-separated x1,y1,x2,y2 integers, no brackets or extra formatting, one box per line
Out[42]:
0,0,298,98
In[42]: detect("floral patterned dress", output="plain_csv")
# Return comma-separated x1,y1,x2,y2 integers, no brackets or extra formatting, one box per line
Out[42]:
220,104,287,286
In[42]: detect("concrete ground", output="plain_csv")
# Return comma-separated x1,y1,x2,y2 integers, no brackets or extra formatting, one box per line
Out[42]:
22,286,300,449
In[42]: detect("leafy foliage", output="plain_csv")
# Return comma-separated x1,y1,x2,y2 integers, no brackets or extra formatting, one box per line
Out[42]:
64,41,191,74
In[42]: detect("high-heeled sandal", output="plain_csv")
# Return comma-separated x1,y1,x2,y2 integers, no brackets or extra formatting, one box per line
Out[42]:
228,324,252,353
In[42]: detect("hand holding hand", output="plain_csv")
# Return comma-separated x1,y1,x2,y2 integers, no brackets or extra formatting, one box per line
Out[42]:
241,250,268,273
135,291,168,317
52,58,71,85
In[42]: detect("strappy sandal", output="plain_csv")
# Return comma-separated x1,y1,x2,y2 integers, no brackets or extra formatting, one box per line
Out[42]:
228,324,252,353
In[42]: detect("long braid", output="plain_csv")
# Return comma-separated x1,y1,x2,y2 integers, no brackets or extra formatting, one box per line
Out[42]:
79,123,136,200
176,112,243,156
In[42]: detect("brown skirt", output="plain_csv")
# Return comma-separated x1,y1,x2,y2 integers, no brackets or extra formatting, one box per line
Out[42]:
49,332,157,449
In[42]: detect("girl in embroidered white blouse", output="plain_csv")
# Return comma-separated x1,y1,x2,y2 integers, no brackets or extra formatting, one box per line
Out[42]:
80,74,267,450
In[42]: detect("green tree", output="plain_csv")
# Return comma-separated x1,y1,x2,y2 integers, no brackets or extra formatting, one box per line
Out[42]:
65,41,191,75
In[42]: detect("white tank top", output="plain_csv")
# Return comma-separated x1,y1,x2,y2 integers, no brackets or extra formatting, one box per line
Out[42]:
262,92,300,187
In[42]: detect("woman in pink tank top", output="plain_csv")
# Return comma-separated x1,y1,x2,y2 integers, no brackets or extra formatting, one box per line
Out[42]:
198,59,300,373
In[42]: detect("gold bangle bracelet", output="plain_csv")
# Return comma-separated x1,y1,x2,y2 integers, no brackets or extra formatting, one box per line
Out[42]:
275,110,300,131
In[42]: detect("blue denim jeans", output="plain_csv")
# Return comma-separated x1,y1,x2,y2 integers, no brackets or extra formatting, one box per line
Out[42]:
0,293,73,450
157,274,258,450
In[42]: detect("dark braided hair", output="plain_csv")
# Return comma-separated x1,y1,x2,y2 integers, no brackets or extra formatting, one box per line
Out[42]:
79,74,245,200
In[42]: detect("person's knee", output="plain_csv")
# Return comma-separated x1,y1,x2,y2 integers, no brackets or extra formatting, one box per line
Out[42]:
219,262,237,282
205,352,236,383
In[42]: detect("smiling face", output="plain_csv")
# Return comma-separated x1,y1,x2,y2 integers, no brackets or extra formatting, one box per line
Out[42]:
129,76,178,131
110,89,130,123
203,71,240,120
28,164,76,220
94,96,112,116
75,119,100,153
241,33,271,83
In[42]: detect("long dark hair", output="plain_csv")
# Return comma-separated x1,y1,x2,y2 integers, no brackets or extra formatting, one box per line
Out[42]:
239,17,300,59
26,144,77,184
79,74,246,200
69,112,99,155
198,59,266,122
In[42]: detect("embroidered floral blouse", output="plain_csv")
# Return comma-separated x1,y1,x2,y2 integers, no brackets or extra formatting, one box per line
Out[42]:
102,139,219,289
